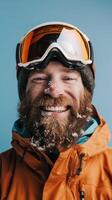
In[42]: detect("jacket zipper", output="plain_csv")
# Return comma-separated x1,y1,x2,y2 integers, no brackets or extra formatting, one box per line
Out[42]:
76,153,85,175
80,191,85,200
77,154,85,199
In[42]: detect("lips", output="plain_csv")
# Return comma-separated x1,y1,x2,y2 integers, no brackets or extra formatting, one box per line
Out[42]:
40,106,68,112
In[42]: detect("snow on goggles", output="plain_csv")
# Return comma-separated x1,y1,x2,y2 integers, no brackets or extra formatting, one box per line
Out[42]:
16,22,94,70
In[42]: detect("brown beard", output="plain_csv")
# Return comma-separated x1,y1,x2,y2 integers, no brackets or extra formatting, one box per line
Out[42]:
18,88,93,151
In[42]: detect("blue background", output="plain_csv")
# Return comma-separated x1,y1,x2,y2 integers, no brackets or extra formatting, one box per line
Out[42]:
0,0,112,152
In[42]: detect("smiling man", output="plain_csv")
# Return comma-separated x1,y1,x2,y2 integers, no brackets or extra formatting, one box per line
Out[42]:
20,61,92,154
0,22,112,200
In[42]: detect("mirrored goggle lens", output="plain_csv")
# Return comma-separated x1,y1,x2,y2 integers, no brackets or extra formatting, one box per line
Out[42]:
19,24,92,66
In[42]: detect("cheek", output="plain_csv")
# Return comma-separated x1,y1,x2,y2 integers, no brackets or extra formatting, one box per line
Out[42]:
66,84,84,105
26,85,45,101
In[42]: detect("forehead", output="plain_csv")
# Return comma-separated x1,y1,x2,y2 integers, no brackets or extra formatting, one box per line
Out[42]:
29,61,81,76
44,61,71,72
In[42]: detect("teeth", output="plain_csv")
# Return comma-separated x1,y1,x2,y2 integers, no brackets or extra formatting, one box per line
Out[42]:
42,106,67,112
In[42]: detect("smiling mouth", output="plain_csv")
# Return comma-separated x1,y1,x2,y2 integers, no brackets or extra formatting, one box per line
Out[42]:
40,106,70,113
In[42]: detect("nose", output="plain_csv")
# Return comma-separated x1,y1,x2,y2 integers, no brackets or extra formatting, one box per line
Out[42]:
44,80,64,98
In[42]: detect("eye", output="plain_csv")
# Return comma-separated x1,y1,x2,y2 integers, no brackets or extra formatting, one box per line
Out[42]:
31,76,48,84
63,76,78,81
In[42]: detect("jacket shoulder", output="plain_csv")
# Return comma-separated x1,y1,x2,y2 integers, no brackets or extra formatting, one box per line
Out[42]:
0,148,15,156
101,147,112,174
0,148,16,164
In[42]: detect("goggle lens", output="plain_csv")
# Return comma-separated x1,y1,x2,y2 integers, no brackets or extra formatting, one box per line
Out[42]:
19,24,91,66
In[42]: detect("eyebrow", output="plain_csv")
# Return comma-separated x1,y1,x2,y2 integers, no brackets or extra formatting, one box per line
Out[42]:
30,67,78,77
41,67,75,73
60,68,74,73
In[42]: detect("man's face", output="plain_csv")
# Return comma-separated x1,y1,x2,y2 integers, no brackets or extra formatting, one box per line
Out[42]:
19,61,92,151
26,61,85,119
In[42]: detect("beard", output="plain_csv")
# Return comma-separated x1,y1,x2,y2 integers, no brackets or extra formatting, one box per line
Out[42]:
18,88,93,152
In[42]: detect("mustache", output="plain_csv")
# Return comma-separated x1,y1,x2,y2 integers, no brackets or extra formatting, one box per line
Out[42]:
18,92,77,121
30,94,79,116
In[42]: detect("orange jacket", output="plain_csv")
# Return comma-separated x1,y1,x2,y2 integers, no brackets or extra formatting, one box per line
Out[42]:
0,115,112,200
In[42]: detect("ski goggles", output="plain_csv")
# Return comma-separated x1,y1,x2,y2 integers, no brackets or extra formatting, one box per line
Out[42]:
16,22,94,70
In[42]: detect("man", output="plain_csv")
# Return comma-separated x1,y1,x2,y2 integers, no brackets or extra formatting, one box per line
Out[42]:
0,22,112,200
